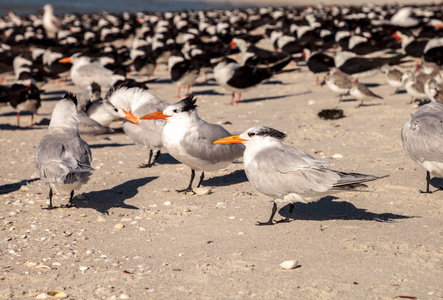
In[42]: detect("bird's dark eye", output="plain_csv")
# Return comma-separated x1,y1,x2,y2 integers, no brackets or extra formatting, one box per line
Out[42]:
248,132,256,137
173,109,178,113
114,108,118,112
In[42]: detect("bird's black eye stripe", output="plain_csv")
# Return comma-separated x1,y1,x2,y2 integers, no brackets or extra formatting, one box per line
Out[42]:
248,132,256,137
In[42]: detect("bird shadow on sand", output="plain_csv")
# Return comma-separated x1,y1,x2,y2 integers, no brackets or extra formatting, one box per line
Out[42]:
154,153,181,165
277,196,413,222
77,176,158,214
430,178,443,191
241,91,311,104
0,178,40,195
0,122,39,130
151,78,173,84
193,89,225,96
204,169,248,187
88,143,133,149
42,90,70,101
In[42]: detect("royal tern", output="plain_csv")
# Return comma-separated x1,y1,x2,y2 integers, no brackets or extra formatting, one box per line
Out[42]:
401,101,443,193
140,94,244,192
105,87,168,168
35,93,94,209
59,54,124,91
215,126,386,225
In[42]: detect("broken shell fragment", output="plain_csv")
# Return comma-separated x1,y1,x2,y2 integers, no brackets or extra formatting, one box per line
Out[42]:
279,260,299,270
36,291,68,299
35,263,51,270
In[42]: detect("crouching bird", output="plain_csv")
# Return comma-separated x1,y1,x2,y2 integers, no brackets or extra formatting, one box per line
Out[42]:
137,94,244,193
215,126,387,225
35,93,94,209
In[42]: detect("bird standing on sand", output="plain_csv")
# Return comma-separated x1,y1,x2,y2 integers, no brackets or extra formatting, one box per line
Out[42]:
401,101,443,193
139,94,244,192
35,93,94,209
42,4,61,39
215,126,386,225
350,81,383,107
105,87,168,168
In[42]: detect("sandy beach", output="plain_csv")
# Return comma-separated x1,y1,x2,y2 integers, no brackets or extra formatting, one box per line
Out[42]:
0,23,442,299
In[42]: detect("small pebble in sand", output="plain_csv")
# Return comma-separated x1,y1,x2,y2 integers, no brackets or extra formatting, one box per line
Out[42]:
120,294,130,299
79,266,88,273
280,260,299,270
332,153,343,159
163,201,172,206
114,223,124,229
194,187,212,196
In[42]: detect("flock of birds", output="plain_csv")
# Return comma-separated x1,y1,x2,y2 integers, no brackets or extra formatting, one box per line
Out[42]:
1,3,443,224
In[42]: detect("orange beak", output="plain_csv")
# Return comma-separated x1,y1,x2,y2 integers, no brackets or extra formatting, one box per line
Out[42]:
214,134,246,144
123,109,139,125
140,111,170,120
229,40,237,49
59,57,72,63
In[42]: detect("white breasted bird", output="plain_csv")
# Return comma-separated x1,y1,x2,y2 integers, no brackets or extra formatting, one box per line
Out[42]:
215,126,386,225
401,101,443,193
104,87,168,168
35,93,94,209
139,94,244,193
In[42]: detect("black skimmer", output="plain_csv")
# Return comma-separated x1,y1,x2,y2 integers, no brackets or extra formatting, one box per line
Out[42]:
213,57,288,104
303,48,335,85
168,51,200,98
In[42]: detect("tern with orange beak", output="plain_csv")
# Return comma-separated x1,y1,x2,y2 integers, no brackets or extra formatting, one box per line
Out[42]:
139,94,244,193
59,53,124,91
104,87,168,168
215,126,386,225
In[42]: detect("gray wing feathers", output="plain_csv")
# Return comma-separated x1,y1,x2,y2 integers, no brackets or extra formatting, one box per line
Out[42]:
402,103,443,163
246,148,339,197
182,122,244,164
35,134,94,186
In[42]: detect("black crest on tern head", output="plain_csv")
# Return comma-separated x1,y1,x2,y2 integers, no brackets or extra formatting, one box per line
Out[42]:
256,126,287,140
63,92,78,106
179,93,198,112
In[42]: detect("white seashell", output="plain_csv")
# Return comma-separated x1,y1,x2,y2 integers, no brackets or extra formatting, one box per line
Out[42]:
114,223,124,229
79,266,88,273
163,201,172,206
35,263,51,270
36,291,68,299
280,260,299,270
332,153,343,159
194,187,212,196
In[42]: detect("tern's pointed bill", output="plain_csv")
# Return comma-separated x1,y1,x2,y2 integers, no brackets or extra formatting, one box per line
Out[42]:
140,111,170,120
214,135,247,144
123,109,139,125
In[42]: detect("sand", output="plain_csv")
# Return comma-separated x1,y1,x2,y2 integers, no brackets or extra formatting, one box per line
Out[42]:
0,39,442,298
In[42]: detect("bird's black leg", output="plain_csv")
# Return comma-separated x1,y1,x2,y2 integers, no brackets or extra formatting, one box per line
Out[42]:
196,171,205,188
66,190,75,207
139,149,154,168
177,169,195,193
152,150,161,164
43,188,54,210
48,188,54,209
256,202,277,226
420,171,431,193
276,203,295,223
